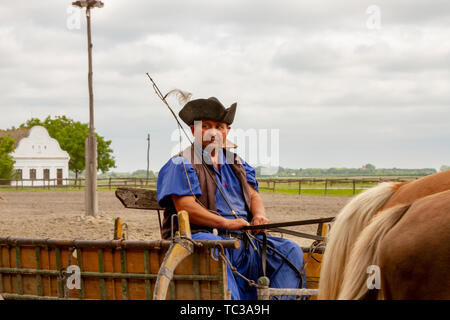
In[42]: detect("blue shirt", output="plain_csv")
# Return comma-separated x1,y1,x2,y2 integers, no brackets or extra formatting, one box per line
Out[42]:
157,149,259,221
157,149,305,300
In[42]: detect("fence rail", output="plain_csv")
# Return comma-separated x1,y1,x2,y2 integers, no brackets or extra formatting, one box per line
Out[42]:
257,176,418,196
0,176,419,195
0,177,157,190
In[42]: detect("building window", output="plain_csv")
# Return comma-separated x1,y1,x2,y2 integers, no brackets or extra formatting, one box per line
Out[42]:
43,169,50,180
30,169,36,180
16,169,23,180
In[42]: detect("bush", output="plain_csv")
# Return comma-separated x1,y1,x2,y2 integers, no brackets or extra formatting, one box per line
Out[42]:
0,136,15,185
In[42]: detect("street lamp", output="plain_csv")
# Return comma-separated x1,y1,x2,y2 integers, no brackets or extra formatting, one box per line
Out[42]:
72,0,104,216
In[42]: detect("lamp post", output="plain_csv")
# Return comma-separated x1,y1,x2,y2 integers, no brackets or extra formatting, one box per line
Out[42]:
72,0,104,216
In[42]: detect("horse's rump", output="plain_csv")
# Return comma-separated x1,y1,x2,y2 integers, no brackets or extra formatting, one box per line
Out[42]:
378,189,450,299
319,170,450,300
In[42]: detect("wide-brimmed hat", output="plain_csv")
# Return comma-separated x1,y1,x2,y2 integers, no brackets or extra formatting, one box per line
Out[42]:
179,97,237,126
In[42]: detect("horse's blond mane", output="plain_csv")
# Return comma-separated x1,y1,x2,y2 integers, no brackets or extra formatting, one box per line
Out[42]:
318,182,399,300
338,203,411,299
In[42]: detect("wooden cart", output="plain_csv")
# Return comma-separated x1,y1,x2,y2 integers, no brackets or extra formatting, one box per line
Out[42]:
0,188,331,300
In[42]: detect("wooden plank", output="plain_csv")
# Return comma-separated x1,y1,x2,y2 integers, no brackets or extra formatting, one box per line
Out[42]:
115,187,162,210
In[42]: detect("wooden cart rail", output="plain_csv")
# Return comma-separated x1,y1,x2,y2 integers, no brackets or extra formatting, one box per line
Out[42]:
0,237,239,300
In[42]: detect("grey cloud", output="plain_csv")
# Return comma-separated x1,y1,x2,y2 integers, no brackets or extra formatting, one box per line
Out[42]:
1,0,450,172
376,53,450,73
272,42,343,73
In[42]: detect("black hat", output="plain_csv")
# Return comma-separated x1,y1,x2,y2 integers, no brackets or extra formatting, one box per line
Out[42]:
179,97,237,126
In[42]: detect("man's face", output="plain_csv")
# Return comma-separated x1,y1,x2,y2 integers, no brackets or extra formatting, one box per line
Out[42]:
190,119,230,149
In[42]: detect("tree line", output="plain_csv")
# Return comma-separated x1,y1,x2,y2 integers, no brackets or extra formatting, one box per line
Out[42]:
255,163,440,178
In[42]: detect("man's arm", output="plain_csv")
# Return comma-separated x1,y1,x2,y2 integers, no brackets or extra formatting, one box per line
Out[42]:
248,183,270,228
172,195,249,231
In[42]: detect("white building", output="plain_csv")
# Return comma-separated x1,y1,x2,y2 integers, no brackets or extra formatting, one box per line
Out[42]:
2,126,70,187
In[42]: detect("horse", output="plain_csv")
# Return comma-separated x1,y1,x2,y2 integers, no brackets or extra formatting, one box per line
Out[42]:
318,170,450,299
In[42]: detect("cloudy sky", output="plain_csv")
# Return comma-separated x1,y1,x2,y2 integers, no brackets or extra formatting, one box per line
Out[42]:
1,0,449,173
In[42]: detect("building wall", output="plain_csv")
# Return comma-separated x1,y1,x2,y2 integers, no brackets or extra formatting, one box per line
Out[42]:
11,158,69,186
9,126,70,187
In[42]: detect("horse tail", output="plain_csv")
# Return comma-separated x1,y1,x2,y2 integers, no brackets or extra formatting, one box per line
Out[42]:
338,203,411,299
319,182,400,300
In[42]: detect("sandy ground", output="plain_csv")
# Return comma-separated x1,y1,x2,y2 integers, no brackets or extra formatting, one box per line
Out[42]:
0,191,352,246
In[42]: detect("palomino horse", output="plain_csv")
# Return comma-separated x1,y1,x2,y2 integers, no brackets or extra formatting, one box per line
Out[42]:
319,170,450,299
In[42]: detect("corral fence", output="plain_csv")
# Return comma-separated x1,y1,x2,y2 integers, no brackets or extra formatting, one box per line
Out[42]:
0,177,157,191
257,177,418,196
0,176,420,195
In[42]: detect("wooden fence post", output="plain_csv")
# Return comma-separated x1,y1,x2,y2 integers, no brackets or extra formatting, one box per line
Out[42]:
298,180,302,195
353,180,356,195
324,179,328,196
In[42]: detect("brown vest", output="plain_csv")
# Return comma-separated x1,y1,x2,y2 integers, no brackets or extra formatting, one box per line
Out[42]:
161,144,253,239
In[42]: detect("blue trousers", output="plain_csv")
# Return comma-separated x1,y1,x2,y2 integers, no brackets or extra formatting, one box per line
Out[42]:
192,232,306,300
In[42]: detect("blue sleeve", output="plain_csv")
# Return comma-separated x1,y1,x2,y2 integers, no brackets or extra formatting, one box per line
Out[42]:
156,156,202,208
241,159,259,192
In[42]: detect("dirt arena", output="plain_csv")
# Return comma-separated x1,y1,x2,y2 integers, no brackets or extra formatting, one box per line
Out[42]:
0,191,352,246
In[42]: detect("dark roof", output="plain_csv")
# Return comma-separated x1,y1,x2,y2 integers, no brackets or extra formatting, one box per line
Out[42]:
0,128,31,149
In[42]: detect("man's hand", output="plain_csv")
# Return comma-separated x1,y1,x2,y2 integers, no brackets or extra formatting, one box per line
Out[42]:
172,195,251,232
251,215,270,234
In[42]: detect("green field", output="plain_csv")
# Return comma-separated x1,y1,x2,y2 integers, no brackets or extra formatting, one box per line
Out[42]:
259,187,365,196
257,178,382,196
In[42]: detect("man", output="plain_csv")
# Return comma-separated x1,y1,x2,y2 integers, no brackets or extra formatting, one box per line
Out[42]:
157,97,305,300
